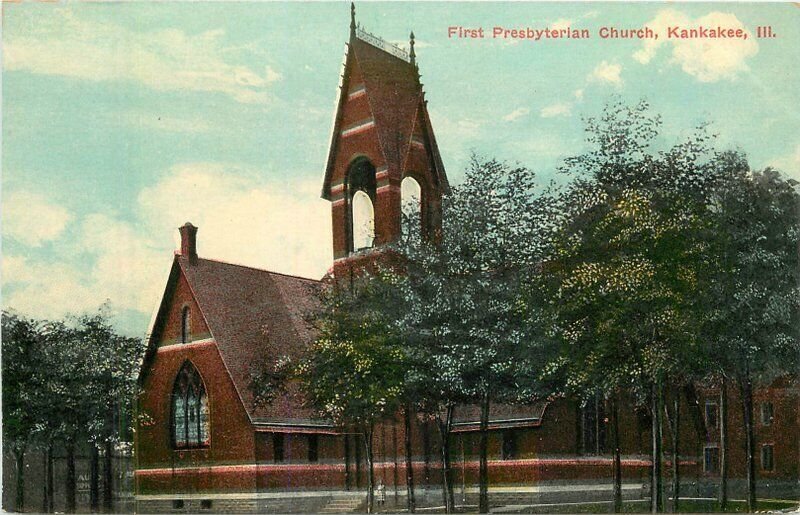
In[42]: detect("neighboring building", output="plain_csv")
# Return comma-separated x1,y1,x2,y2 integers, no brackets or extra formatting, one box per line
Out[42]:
134,6,799,512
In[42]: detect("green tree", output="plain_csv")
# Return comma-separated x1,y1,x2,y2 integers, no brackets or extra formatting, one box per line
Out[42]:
75,308,144,512
35,319,76,513
388,156,554,513
543,100,719,513
45,307,143,513
297,283,406,514
3,306,143,513
2,311,44,512
56,320,97,513
705,163,800,512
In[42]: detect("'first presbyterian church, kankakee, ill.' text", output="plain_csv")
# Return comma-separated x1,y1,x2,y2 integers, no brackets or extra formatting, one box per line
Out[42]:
448,24,775,40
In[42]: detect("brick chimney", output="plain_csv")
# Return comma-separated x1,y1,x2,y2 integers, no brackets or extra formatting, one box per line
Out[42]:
179,222,198,264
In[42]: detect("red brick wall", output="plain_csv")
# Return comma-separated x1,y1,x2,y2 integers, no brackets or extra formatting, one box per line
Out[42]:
156,271,211,346
329,57,386,261
136,272,256,495
138,384,797,493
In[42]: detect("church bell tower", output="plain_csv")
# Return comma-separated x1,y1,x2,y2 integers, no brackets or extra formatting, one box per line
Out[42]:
321,3,449,279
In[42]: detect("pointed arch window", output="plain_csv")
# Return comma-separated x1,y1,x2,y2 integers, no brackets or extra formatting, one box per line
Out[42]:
401,176,422,239
181,306,191,344
172,362,209,449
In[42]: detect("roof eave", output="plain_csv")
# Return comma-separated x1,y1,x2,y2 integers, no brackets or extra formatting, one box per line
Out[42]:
322,42,353,201
136,256,182,387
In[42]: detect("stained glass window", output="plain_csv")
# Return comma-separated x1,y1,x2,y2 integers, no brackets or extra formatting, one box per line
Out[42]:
173,396,187,448
171,361,209,449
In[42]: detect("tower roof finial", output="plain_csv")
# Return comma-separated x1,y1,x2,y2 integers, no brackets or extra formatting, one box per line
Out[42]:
350,3,356,37
409,31,416,65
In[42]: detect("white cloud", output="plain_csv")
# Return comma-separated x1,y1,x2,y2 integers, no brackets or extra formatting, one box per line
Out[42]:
633,9,758,82
503,107,530,122
4,9,280,104
2,190,73,246
76,213,167,314
3,254,97,320
540,103,572,118
538,88,583,119
769,144,800,182
588,60,623,86
550,19,573,31
137,163,332,280
2,255,41,288
3,213,165,319
633,9,686,66
3,163,332,329
428,110,481,140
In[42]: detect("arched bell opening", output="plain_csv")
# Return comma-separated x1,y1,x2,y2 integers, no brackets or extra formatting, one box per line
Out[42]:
401,175,423,240
346,158,377,252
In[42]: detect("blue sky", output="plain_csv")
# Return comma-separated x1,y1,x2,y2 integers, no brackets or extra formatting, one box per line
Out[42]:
3,2,799,336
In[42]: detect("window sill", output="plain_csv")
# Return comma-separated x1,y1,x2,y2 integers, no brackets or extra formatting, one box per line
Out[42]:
173,446,210,453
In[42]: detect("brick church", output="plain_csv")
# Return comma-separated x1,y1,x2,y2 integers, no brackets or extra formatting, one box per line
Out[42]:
134,6,799,512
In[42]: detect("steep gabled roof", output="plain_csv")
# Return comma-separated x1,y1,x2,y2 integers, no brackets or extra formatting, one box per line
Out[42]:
351,37,421,169
321,31,448,198
139,255,553,430
142,256,324,423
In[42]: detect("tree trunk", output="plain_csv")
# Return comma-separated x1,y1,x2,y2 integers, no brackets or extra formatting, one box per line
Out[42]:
90,443,100,512
740,375,757,512
438,416,450,513
364,426,375,514
66,438,77,514
436,406,455,513
422,421,431,489
47,444,54,513
14,448,25,513
393,423,399,500
719,376,729,510
42,447,48,513
103,438,114,512
345,432,352,491
479,391,490,513
404,404,416,513
446,407,456,511
355,432,362,489
682,383,708,444
612,396,622,513
671,387,680,513
380,423,387,491
651,386,664,514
